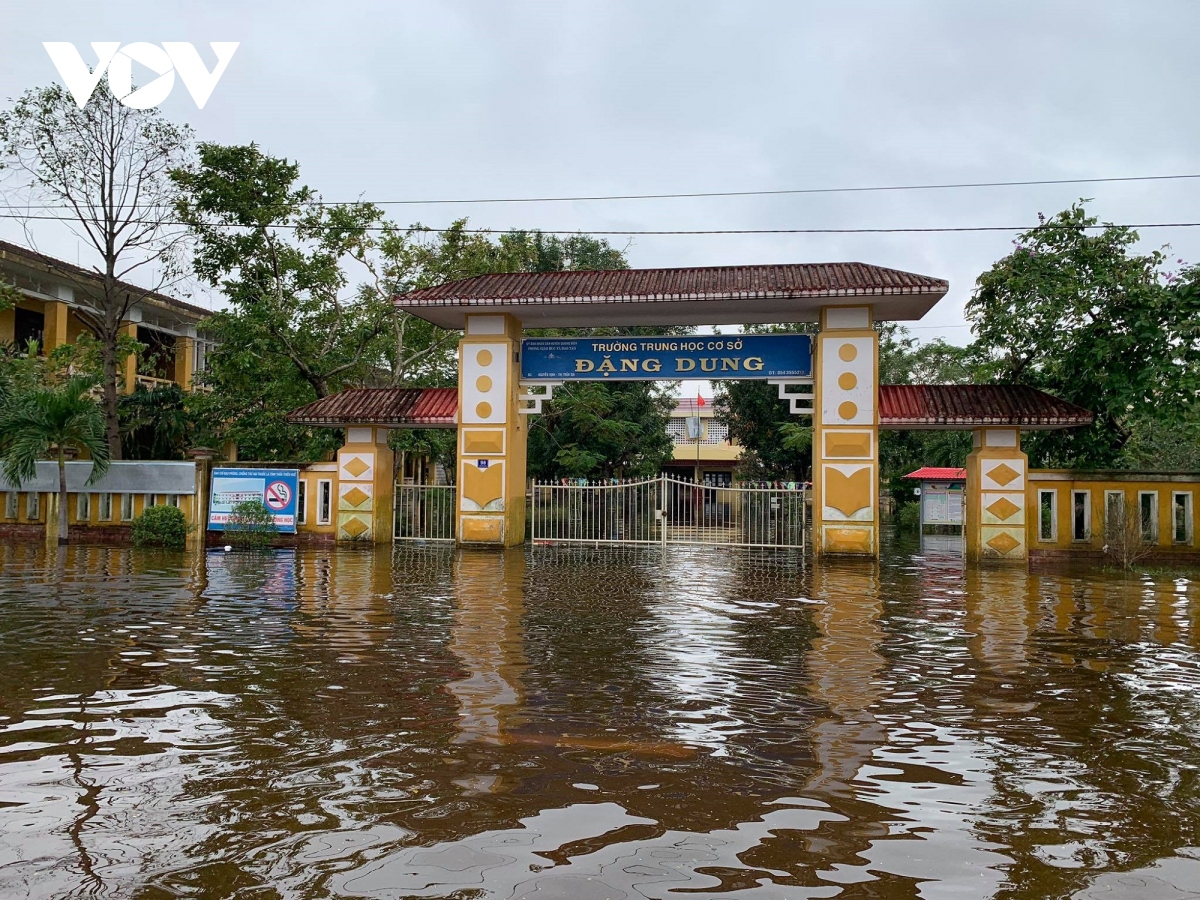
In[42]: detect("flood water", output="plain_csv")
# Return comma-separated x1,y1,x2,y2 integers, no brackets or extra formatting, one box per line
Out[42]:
0,536,1198,899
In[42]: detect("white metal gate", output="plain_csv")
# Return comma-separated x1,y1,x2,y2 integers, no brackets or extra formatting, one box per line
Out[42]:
532,475,807,549
394,484,456,541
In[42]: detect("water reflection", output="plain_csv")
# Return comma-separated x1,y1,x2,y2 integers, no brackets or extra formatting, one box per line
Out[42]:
0,540,1197,898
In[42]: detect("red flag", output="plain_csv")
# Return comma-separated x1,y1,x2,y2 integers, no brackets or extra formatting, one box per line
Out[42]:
697,393,706,408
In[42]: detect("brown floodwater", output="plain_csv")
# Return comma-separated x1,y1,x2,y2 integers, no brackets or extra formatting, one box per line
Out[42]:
0,535,1198,899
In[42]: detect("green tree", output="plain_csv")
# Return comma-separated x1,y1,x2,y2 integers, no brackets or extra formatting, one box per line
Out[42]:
0,377,110,544
529,381,676,479
968,203,1200,467
119,384,208,460
0,82,193,458
174,143,390,398
714,323,815,481
172,143,397,458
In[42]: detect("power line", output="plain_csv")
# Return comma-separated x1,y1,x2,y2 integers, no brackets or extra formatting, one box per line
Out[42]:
1,210,1199,235
3,173,1199,211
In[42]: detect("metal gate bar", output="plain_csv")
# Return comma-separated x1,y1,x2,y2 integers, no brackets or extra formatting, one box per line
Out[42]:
394,484,456,541
532,475,806,549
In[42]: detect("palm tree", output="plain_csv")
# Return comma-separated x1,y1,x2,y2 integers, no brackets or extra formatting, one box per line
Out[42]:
0,377,110,544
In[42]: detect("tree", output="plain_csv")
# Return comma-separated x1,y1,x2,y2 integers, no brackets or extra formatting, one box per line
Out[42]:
968,203,1200,468
0,377,110,544
174,143,390,399
0,82,193,458
715,323,815,481
528,381,676,479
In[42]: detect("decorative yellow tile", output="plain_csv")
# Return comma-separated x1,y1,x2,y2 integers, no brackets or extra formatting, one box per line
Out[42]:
823,431,872,459
461,461,504,511
343,456,370,478
988,463,1020,487
340,516,370,539
342,486,370,508
824,466,872,517
462,429,504,455
461,515,503,543
823,526,873,553
986,531,1021,555
986,496,1021,521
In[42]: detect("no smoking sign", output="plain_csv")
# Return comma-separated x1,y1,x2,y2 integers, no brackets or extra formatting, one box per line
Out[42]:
264,481,292,511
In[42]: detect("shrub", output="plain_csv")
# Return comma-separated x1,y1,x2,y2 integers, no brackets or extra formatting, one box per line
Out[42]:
131,504,189,549
893,501,921,533
225,498,277,549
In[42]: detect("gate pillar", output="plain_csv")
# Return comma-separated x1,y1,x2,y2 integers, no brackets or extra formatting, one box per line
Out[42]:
965,427,1027,561
335,426,394,543
813,306,879,556
455,314,528,547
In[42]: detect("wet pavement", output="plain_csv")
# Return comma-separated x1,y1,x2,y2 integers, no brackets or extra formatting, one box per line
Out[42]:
0,535,1198,898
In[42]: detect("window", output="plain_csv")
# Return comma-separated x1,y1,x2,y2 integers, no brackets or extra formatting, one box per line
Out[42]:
1038,489,1057,542
1104,490,1125,544
317,480,332,525
76,493,90,522
13,307,45,352
4,492,16,520
98,493,112,522
1071,490,1090,541
1139,491,1159,543
120,493,135,521
156,494,180,508
26,492,40,520
1173,492,1193,545
296,479,307,525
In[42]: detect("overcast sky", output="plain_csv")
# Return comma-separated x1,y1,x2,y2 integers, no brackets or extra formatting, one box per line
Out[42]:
3,0,1199,353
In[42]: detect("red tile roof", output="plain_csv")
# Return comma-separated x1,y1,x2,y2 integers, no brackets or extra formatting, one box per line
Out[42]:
285,388,457,427
904,467,967,481
396,263,948,328
285,384,1094,434
879,385,1093,431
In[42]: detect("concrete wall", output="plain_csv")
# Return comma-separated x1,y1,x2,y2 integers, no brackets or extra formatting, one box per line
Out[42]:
1026,471,1200,564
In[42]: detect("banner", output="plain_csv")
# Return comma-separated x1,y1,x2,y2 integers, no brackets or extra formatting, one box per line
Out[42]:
209,468,299,532
520,333,813,382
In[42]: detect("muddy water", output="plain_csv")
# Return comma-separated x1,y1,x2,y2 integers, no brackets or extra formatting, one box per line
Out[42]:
0,538,1198,899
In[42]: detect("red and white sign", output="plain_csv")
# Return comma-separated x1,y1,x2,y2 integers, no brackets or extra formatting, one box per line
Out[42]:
264,480,292,511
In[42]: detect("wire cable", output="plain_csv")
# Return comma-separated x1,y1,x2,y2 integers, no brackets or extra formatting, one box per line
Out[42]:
2,173,1199,210
1,211,1198,235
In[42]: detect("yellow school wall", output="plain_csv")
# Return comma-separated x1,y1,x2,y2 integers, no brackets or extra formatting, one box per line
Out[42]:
296,464,338,537
0,490,198,528
3,467,341,537
1026,472,1200,553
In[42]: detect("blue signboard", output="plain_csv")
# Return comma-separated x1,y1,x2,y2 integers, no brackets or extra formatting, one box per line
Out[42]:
208,468,300,533
520,333,813,381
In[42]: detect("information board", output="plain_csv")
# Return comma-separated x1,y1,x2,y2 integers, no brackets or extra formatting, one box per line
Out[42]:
520,333,813,382
209,468,300,532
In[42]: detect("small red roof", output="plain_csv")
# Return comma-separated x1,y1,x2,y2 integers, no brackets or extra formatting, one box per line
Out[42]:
879,385,1093,430
904,467,966,481
285,387,457,428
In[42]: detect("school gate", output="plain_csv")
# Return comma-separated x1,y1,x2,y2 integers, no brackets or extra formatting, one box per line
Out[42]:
286,262,1095,560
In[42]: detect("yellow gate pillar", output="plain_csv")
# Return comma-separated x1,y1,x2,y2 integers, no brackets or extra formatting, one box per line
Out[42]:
965,427,1027,561
456,314,527,547
335,426,394,543
813,306,879,556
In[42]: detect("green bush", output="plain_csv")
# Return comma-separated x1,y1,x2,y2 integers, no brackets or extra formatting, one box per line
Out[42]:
131,504,189,549
225,498,277,549
894,502,921,533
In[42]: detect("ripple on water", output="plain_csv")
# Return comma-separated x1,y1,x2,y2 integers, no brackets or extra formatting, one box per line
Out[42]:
0,541,1196,898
